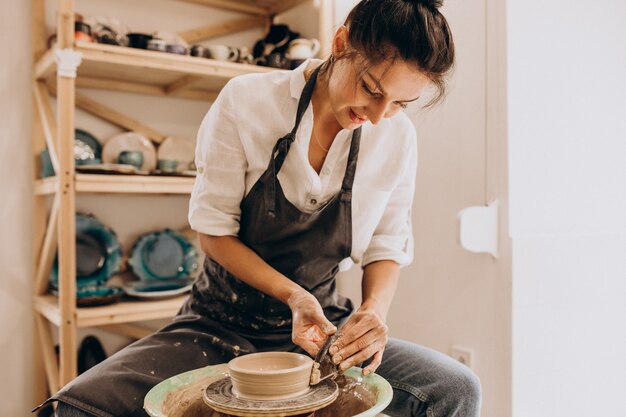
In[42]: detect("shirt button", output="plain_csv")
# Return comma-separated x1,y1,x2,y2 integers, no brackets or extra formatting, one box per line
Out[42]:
321,168,330,175
310,198,318,205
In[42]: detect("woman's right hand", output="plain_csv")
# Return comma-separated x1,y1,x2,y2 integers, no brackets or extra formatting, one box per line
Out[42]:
287,290,337,357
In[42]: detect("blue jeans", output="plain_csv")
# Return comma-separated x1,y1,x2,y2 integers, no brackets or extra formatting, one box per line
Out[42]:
375,338,482,416
54,336,481,417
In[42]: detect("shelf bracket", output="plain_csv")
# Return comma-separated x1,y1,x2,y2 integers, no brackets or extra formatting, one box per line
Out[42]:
54,48,82,78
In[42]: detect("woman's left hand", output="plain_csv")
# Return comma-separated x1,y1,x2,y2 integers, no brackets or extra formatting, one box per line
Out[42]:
328,307,388,375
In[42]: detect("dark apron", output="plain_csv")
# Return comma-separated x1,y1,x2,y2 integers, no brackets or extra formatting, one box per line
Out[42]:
183,64,361,349
39,64,362,417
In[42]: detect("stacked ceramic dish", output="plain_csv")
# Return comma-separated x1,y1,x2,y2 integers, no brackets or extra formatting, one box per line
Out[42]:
48,214,200,305
49,213,125,306
123,229,199,299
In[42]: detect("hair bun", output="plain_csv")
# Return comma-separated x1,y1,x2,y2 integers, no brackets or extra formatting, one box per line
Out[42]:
406,0,443,9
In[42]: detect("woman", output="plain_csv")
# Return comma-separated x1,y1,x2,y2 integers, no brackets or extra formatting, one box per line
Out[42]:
46,0,481,416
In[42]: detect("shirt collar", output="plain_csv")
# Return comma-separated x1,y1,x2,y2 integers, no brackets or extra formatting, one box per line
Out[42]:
289,58,324,99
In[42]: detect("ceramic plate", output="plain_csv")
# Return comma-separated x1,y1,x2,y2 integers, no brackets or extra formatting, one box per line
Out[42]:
128,229,199,282
157,136,195,172
50,285,124,307
123,278,194,299
49,213,123,290
75,128,102,166
76,163,149,175
102,131,157,171
76,286,124,307
144,365,393,417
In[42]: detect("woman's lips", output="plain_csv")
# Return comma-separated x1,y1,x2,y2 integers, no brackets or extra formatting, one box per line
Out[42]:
349,108,367,124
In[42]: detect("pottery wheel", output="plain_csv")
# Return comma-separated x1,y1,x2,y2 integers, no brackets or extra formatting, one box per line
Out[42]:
203,377,338,416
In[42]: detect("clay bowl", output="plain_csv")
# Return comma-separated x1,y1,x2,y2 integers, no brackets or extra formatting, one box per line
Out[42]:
228,352,313,400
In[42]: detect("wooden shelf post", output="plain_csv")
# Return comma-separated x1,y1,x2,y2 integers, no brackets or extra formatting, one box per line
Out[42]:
57,0,79,386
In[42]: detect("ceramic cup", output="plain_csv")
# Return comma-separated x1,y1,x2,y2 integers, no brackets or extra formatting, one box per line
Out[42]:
75,21,93,42
285,38,320,60
147,39,167,52
228,352,313,400
166,44,188,55
158,159,178,173
118,150,144,170
127,33,153,49
190,44,209,58
207,45,238,62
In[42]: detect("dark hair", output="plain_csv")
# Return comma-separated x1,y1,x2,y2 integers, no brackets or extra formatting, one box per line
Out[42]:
324,0,455,107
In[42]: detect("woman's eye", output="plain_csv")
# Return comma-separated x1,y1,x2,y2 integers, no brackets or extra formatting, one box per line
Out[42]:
396,102,408,109
361,81,376,96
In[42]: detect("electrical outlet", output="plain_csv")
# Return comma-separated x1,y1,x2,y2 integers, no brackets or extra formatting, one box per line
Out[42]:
450,345,474,369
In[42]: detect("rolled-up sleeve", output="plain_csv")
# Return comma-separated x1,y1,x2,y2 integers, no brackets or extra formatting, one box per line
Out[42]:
361,129,417,268
188,80,247,236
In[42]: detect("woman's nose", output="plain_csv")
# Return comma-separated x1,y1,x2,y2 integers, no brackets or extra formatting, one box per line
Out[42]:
367,101,388,125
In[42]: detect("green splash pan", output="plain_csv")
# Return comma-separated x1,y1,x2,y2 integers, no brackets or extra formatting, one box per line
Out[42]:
144,364,392,417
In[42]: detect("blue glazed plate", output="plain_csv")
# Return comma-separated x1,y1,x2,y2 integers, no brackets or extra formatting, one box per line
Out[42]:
75,128,102,166
49,213,123,290
50,285,124,307
128,229,198,282
123,278,194,299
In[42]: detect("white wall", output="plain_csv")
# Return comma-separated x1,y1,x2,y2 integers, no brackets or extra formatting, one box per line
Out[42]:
507,1,626,416
0,0,36,414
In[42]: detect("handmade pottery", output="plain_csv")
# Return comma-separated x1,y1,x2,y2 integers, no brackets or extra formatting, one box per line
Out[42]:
228,352,313,400
123,278,194,299
127,33,153,49
103,131,157,171
49,213,123,291
75,21,93,42
157,159,178,173
75,128,102,166
147,39,167,52
118,150,144,169
128,229,199,282
207,44,238,62
157,136,194,172
166,44,188,55
285,38,320,60
190,44,209,58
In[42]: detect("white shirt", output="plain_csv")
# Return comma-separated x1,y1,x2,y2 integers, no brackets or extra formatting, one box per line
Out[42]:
188,59,417,270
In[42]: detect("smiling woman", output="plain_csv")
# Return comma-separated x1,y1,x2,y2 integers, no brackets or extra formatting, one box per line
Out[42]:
42,1,481,417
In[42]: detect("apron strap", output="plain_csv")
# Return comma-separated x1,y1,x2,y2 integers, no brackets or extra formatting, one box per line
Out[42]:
341,126,362,194
265,64,322,216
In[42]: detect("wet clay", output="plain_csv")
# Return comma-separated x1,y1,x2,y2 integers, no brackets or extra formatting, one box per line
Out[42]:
162,374,377,417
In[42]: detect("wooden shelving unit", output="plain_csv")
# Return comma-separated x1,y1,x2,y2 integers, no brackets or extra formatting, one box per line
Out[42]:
31,0,333,404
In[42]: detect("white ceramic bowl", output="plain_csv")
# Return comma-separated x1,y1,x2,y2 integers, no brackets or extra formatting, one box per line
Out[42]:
228,352,313,400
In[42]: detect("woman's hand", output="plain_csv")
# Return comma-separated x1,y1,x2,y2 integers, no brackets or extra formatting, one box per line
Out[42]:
328,306,388,375
287,290,337,357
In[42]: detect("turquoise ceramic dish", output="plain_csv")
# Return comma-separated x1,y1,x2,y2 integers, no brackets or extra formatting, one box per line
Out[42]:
128,229,199,282
49,213,123,290
75,128,102,166
144,364,393,417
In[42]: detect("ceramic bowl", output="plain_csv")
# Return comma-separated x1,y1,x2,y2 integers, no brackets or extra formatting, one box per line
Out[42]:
228,352,313,400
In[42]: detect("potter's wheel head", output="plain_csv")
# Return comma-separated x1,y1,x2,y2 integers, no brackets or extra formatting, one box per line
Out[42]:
203,377,338,416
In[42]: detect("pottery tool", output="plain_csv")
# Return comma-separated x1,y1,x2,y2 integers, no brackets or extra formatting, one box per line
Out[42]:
310,334,340,385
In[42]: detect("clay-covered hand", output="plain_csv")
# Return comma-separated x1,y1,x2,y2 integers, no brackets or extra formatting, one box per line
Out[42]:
328,308,388,375
287,289,337,357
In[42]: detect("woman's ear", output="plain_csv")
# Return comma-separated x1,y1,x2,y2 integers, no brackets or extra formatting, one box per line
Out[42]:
331,25,349,57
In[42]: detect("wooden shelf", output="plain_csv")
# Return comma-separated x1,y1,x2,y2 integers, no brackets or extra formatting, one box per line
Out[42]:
35,294,188,327
35,41,275,101
178,0,310,16
34,173,195,195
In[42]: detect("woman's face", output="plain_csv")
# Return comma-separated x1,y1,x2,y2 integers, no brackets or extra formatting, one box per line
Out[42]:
327,29,431,129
